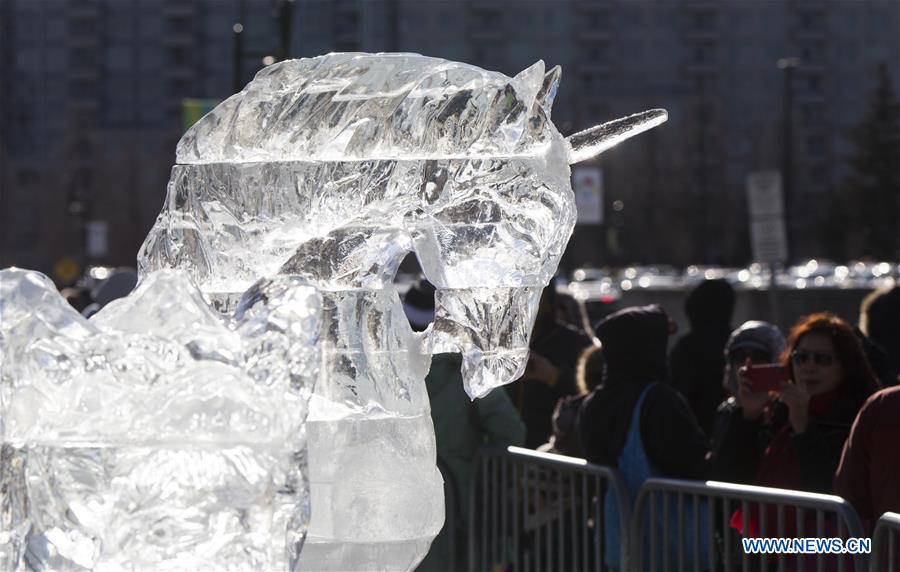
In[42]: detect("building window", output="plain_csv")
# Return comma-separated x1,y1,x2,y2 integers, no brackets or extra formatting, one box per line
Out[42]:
168,15,192,34
807,135,826,155
107,46,133,71
169,77,192,95
69,17,97,36
334,40,358,52
69,79,97,99
693,45,712,63
586,43,608,62
806,74,823,91
473,9,501,30
800,103,823,122
17,170,38,186
693,13,714,30
799,12,822,30
167,46,190,66
587,11,609,28
71,47,97,67
809,164,829,185
581,73,595,91
15,48,38,70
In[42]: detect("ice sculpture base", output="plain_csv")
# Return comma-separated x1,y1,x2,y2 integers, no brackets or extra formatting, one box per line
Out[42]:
300,412,444,571
300,538,434,572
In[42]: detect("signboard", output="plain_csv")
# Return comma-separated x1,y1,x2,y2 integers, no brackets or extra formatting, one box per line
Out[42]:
746,171,788,263
86,221,109,257
749,219,788,263
573,166,603,224
747,171,785,218
53,256,81,285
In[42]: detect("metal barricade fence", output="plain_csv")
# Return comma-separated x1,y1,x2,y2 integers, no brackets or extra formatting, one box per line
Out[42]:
468,446,630,572
631,478,869,572
872,512,900,571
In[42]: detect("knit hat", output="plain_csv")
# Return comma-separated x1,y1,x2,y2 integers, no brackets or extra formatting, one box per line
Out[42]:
722,320,786,394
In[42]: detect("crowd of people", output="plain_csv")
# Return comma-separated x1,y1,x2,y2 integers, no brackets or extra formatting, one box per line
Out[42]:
404,277,900,569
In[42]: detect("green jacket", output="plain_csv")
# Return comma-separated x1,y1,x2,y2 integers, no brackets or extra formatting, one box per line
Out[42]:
418,353,526,572
427,353,526,519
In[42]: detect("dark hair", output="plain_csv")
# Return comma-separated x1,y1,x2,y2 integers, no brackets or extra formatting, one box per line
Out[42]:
860,286,900,340
781,312,880,410
685,278,735,327
575,344,604,395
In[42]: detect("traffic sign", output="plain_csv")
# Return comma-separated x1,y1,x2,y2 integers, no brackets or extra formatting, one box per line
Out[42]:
746,171,788,264
573,166,603,224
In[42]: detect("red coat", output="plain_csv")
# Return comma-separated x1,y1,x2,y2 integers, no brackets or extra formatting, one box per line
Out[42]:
834,386,900,530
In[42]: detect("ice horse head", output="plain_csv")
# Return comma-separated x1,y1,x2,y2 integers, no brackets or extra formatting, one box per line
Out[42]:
138,52,665,570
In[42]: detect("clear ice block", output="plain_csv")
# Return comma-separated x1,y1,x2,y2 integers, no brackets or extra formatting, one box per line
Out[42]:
0,269,321,571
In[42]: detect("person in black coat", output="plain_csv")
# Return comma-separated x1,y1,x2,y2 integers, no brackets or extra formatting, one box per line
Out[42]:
538,344,603,457
669,279,736,438
859,286,900,386
578,304,709,480
578,304,712,570
509,283,592,448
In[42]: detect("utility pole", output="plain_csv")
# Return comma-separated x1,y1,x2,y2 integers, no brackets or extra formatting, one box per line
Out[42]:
387,0,399,52
276,0,294,61
232,0,247,93
777,57,799,263
233,0,294,95
232,22,244,94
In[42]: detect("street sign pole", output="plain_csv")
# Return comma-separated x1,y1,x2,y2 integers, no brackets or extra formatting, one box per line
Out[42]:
767,262,781,330
747,171,789,328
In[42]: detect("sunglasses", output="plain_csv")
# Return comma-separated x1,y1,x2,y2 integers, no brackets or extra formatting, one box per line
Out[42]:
790,349,835,367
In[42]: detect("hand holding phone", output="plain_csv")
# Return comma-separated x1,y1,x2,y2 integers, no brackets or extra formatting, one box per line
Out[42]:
745,363,788,393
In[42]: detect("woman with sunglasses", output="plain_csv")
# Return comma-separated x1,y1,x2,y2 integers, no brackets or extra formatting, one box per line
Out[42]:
714,312,880,498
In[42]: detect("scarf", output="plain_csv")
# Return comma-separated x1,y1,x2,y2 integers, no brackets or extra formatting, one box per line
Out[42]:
731,389,839,537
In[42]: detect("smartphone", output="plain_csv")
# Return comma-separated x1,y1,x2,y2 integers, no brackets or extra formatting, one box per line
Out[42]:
745,363,788,393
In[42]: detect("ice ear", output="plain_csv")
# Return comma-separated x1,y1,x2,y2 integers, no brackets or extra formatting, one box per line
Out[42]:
565,108,668,164
535,65,561,114
513,60,545,109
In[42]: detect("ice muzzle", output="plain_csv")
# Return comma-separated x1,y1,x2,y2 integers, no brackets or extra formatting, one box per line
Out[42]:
429,286,540,398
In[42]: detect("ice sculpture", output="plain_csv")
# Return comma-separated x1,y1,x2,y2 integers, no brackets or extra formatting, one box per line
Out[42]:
0,268,321,570
138,53,666,570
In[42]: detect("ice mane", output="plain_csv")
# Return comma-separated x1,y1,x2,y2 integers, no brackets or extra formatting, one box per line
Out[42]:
176,53,558,164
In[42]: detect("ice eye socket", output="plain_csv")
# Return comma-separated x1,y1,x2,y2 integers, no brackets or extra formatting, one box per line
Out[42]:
791,350,834,367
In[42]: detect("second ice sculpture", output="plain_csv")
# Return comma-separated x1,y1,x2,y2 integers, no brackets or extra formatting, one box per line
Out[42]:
139,53,666,570
0,269,321,570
